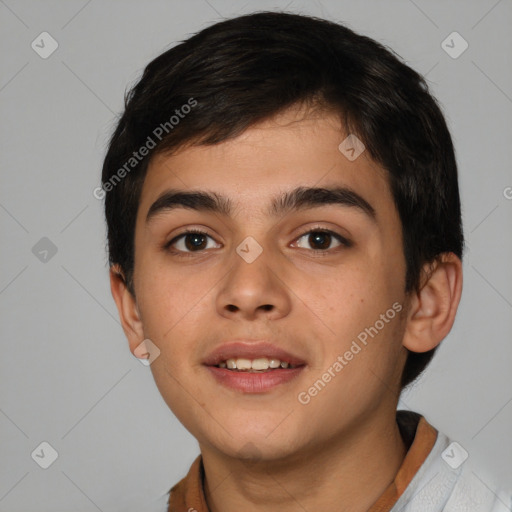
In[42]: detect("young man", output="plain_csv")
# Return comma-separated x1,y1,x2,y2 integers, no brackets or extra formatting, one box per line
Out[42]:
101,11,511,512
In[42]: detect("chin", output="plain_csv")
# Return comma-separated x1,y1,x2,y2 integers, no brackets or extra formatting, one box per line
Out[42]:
226,439,299,463
206,422,304,461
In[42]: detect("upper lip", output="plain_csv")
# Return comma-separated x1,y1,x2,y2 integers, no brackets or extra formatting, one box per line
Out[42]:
203,340,307,366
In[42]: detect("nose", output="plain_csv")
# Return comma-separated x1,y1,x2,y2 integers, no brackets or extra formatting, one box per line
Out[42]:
215,241,292,321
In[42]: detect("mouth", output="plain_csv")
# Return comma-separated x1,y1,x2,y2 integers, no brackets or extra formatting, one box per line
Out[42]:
215,356,300,371
203,341,307,393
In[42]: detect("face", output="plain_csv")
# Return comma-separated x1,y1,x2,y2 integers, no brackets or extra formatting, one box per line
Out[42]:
128,106,410,461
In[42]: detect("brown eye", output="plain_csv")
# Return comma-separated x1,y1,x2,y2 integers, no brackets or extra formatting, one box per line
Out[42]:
166,230,220,254
294,229,351,251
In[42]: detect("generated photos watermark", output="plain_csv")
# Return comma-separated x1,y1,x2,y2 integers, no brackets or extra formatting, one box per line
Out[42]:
298,301,402,405
93,97,197,200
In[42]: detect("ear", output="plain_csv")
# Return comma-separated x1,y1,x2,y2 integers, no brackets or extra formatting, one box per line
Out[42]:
109,264,145,356
402,252,463,353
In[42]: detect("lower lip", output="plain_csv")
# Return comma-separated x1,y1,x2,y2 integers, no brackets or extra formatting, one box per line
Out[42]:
205,365,305,393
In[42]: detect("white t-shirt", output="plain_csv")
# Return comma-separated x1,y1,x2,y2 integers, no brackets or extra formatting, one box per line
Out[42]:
390,426,511,512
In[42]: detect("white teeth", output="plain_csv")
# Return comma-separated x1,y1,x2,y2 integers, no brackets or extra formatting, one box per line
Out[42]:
251,358,269,370
216,356,298,371
235,358,252,370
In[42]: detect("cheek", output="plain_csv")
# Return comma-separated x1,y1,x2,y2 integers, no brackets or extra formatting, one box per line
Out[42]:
135,257,207,335
319,267,381,335
313,258,406,378
300,306,406,424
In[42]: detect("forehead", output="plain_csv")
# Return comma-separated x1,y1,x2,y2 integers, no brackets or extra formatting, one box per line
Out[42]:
138,108,393,221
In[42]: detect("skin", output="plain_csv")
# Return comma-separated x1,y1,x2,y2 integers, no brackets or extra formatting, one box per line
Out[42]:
111,105,463,512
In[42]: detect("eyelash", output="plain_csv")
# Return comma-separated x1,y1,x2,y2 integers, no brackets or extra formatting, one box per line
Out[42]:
164,226,352,258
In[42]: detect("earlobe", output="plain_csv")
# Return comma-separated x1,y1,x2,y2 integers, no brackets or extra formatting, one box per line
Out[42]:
402,253,463,354
109,265,145,354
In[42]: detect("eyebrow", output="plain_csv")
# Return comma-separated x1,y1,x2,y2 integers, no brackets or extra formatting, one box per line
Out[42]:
146,186,376,224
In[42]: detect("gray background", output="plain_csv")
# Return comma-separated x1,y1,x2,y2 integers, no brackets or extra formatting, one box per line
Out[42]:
1,0,511,510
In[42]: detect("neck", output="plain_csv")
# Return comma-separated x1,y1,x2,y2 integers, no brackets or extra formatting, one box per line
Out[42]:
200,409,407,512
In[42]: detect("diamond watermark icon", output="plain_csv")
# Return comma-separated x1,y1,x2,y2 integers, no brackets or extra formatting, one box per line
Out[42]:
134,338,160,366
236,236,263,264
31,32,59,59
32,237,58,263
237,441,263,462
338,134,365,161
441,441,468,469
31,441,58,469
441,32,468,59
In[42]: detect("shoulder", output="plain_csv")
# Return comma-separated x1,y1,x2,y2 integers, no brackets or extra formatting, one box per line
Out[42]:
392,422,512,512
